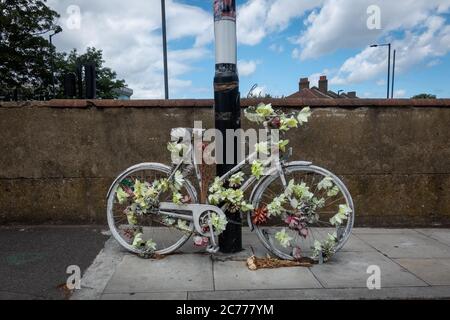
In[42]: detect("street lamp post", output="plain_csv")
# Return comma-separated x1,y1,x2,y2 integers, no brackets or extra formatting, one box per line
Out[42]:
370,43,391,99
161,0,169,99
391,49,396,99
49,26,62,98
213,0,242,253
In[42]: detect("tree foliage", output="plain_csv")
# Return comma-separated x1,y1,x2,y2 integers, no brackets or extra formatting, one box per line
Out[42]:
0,0,128,100
411,93,437,99
56,47,126,99
0,0,59,97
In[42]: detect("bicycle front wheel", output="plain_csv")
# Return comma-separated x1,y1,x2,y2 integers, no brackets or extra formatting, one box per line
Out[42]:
107,163,198,255
248,163,354,261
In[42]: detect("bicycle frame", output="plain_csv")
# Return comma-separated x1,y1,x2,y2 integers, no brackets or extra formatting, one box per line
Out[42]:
178,136,290,199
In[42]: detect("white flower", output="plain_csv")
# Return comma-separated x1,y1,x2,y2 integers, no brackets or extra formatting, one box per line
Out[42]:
210,213,228,234
244,109,265,123
330,204,352,226
275,228,293,248
240,201,254,212
172,171,184,191
209,177,224,193
208,193,221,205
267,194,287,216
145,239,157,251
116,186,129,204
297,107,311,125
327,186,340,197
229,172,245,187
251,160,264,179
255,103,274,117
177,219,192,232
318,176,333,191
132,233,145,248
162,217,176,226
172,192,182,204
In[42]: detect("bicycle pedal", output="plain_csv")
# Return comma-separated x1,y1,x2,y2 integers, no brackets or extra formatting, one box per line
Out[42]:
206,245,219,254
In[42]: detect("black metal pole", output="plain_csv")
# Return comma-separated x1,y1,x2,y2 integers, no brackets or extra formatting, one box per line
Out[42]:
387,43,391,99
214,0,242,253
49,34,55,98
161,0,169,99
391,49,396,99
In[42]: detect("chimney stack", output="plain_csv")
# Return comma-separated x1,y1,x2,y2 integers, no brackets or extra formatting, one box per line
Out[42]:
347,91,357,98
318,75,328,93
299,77,310,91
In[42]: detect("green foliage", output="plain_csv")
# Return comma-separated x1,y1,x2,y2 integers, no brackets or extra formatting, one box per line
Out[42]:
0,0,127,100
0,0,60,98
56,47,127,99
411,93,437,99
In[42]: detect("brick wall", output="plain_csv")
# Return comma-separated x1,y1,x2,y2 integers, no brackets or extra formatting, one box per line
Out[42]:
1,98,449,226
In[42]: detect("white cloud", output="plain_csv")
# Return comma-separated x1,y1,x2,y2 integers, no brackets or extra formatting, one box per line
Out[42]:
269,43,284,53
394,89,406,98
238,60,259,77
47,0,212,98
291,48,301,59
330,14,450,85
237,0,322,45
295,0,450,60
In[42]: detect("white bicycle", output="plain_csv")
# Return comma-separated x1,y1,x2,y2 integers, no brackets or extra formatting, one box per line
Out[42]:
106,105,354,262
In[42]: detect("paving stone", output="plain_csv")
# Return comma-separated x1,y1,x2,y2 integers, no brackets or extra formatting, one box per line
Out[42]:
188,286,450,300
357,233,450,258
340,234,376,252
395,258,450,286
309,251,427,288
213,261,322,291
416,229,450,247
101,292,188,300
352,228,420,234
104,254,213,293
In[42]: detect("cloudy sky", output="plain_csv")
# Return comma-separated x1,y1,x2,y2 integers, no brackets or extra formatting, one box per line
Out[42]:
47,0,450,99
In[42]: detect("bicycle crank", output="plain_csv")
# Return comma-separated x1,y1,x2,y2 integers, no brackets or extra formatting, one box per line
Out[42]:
159,202,227,237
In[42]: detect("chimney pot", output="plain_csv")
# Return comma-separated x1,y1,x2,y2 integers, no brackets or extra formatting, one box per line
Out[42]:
299,77,310,91
318,75,328,93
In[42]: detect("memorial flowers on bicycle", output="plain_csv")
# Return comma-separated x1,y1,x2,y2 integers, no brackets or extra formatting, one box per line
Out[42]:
107,103,354,264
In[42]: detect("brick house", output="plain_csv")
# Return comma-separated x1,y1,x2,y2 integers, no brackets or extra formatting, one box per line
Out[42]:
287,75,358,99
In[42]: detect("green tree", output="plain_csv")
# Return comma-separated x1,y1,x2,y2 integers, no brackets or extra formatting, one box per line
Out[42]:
0,0,60,99
56,47,127,99
411,93,437,99
1,0,128,100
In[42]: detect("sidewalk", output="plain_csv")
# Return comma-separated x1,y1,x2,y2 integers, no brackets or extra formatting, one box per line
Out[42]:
72,228,450,300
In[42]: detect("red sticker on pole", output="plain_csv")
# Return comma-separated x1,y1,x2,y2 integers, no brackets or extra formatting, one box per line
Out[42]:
214,0,236,21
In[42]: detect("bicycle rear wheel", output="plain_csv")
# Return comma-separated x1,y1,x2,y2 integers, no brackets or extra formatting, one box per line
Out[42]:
248,163,354,261
107,163,198,255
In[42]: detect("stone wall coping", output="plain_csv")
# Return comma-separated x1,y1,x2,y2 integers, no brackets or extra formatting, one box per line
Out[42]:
1,98,450,109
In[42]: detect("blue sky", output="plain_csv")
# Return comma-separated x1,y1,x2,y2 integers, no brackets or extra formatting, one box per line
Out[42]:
48,0,450,99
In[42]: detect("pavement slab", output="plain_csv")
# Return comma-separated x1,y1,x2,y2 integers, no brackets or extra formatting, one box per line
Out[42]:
101,292,188,300
415,229,450,247
309,251,428,288
213,261,322,291
188,286,450,300
103,254,214,294
394,258,450,286
357,232,450,258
